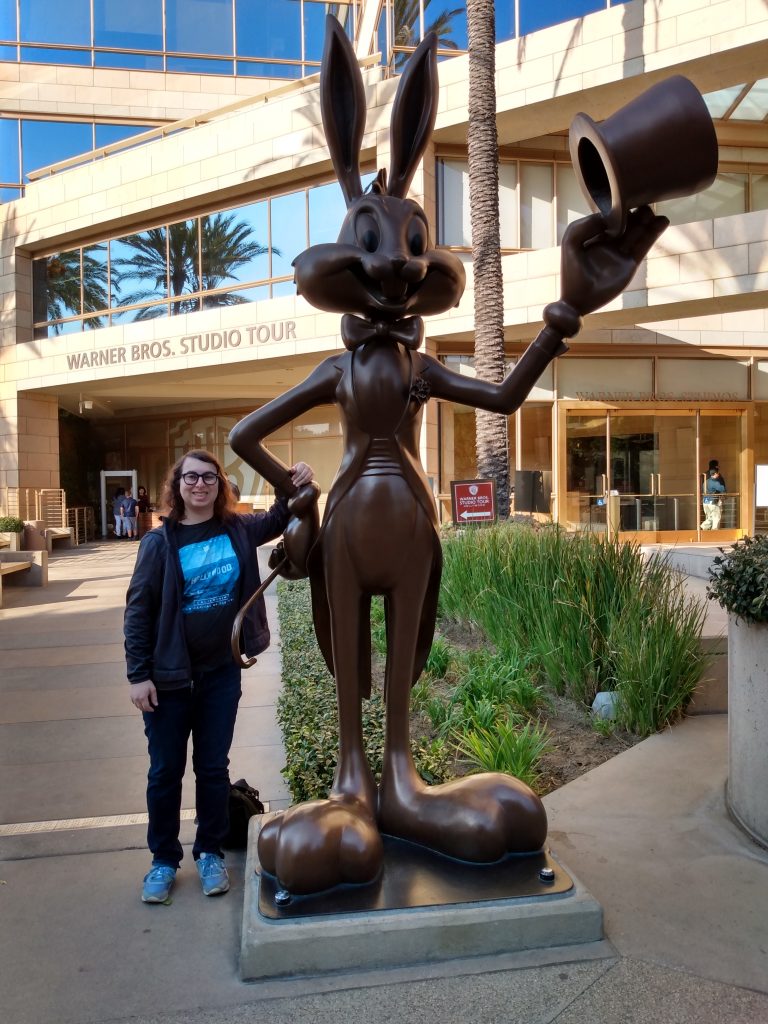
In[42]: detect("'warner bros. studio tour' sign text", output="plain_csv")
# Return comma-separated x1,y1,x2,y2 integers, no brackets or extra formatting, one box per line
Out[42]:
65,320,297,371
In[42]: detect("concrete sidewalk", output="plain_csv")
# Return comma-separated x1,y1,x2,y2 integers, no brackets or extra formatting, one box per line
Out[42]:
1,543,767,1024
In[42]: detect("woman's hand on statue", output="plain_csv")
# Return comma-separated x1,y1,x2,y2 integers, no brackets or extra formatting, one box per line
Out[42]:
289,462,314,488
560,206,669,318
130,680,157,713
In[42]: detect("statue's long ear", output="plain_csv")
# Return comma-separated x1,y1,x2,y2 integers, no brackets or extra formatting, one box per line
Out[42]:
388,33,439,199
320,15,365,206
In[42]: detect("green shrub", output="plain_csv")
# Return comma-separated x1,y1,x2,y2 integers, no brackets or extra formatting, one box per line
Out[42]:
0,516,24,532
707,535,768,624
440,524,707,735
277,579,453,802
455,717,550,790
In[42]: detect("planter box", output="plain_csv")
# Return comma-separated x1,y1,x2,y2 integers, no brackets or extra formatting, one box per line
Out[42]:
727,615,768,848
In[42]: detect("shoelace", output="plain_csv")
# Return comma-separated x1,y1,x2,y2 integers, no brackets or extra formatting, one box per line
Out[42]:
199,856,223,877
147,866,175,882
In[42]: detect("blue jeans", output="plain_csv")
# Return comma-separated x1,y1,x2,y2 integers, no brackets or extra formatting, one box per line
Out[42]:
142,663,242,868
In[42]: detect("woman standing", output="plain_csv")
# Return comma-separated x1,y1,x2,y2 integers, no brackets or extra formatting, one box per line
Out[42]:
124,449,314,903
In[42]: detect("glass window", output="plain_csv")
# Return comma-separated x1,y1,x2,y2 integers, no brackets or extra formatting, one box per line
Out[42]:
167,219,200,300
110,227,168,319
496,3,516,42
519,0,604,38
20,46,91,65
271,278,296,298
236,0,300,61
752,174,768,212
0,186,22,203
0,0,16,39
556,163,590,242
308,181,347,247
438,159,470,246
426,1,467,52
499,161,519,248
20,0,90,45
657,172,747,225
270,190,307,278
93,0,162,50
95,123,154,149
33,250,82,325
235,59,301,78
166,0,233,56
166,55,233,73
293,405,342,436
0,119,19,184
303,1,343,62
520,162,554,249
201,205,270,295
82,243,109,317
22,120,92,180
95,50,164,69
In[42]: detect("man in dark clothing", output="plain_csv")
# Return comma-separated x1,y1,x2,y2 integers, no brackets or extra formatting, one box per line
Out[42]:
701,468,726,530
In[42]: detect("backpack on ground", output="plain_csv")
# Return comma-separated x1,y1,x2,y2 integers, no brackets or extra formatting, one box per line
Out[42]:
224,778,265,849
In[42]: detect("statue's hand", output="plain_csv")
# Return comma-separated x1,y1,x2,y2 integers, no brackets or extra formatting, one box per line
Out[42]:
287,481,320,517
560,206,668,318
272,482,321,580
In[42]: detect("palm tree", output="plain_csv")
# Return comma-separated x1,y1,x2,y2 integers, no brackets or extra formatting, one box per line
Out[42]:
113,212,270,320
38,245,110,332
393,0,465,68
466,0,510,517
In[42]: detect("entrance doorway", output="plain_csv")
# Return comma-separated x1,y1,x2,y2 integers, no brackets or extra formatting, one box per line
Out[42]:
561,407,745,541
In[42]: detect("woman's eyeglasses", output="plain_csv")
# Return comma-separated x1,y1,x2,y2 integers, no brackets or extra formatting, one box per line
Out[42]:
180,471,219,486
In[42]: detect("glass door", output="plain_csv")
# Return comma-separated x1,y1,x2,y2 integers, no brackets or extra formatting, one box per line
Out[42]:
565,412,608,531
610,412,697,535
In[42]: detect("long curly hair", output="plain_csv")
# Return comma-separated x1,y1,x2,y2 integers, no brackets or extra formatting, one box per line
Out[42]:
161,449,238,523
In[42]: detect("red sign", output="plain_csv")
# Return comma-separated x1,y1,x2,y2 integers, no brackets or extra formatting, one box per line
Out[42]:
450,479,497,525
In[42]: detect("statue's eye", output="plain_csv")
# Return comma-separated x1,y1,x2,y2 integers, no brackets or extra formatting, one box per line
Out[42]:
408,218,427,256
356,213,380,253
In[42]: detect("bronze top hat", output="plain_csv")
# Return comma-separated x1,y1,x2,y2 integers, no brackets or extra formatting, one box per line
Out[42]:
569,75,718,237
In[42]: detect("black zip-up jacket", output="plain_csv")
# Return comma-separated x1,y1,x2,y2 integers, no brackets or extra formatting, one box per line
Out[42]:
124,500,289,686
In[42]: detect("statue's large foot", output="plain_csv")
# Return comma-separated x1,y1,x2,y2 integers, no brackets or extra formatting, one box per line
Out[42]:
378,771,547,862
257,796,383,895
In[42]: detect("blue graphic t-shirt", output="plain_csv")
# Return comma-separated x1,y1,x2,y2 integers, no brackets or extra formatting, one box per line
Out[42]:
176,519,241,671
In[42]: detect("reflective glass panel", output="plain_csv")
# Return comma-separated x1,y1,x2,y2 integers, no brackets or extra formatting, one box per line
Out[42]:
729,78,768,121
110,228,168,313
22,120,92,180
166,0,233,56
752,174,768,211
202,201,269,289
202,283,268,307
235,60,301,78
496,2,516,41
236,0,300,60
0,0,15,39
82,243,110,317
0,44,15,58
270,190,307,278
0,119,19,183
519,0,604,37
95,51,164,69
0,186,22,203
657,172,747,225
499,161,519,248
271,279,297,298
166,56,234,74
556,163,590,242
520,162,554,249
95,123,154,149
33,250,82,323
426,1,467,51
20,46,91,65
94,0,162,50
167,219,200,300
438,159,470,246
304,2,346,62
703,84,748,119
20,0,90,45
308,181,347,247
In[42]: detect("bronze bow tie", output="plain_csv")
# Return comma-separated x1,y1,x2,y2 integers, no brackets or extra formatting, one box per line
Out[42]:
341,314,424,351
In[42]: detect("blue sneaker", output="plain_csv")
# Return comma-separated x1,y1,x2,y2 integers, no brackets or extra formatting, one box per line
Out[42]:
196,853,229,896
141,864,176,903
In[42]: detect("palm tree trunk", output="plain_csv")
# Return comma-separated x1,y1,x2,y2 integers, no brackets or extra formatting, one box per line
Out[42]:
467,0,510,517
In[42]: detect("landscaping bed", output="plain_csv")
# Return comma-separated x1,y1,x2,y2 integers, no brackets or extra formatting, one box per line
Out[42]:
275,525,708,803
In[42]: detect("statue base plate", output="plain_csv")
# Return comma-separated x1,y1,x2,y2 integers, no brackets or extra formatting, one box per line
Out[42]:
241,817,603,981
258,836,572,920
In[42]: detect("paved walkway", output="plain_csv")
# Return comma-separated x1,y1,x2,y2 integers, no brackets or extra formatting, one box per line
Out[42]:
1,542,767,1024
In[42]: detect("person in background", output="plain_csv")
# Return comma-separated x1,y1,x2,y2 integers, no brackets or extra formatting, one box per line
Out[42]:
136,486,150,514
701,467,726,530
708,458,726,493
112,487,126,539
122,489,139,540
124,448,315,904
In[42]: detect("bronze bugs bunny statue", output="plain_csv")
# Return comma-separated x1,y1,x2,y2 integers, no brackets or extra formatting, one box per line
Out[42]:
229,17,672,897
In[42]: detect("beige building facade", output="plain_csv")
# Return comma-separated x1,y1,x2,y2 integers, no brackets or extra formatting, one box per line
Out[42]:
2,0,768,542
